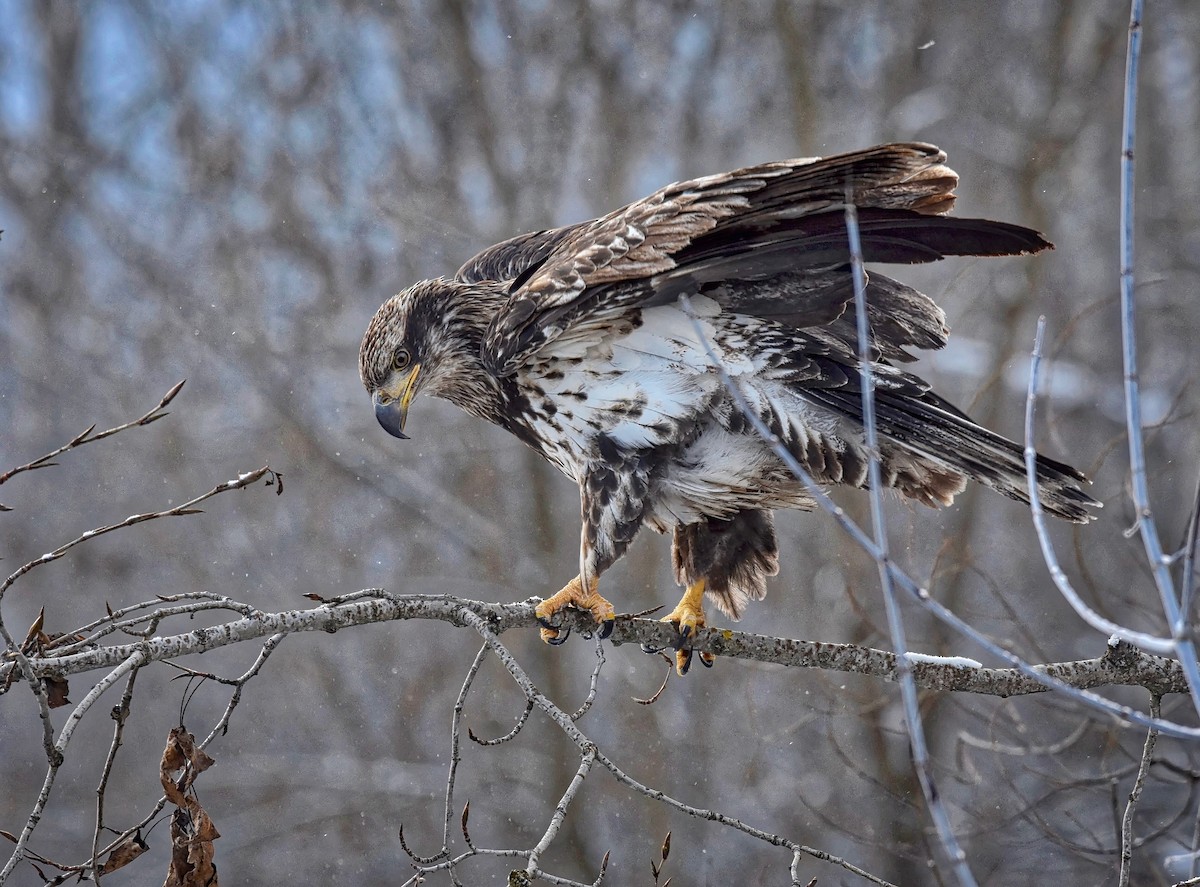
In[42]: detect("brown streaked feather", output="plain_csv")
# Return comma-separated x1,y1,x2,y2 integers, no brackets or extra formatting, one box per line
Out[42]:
481,143,1051,377
673,511,779,619
455,223,586,286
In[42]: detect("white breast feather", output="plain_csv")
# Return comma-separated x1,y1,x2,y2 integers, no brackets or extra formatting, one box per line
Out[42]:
528,296,825,519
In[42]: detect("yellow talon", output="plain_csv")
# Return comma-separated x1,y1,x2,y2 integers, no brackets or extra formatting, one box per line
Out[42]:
535,575,615,643
662,579,710,675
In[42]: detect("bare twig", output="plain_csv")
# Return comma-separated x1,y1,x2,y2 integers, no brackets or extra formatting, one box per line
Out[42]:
632,652,673,705
445,645,490,862
196,633,287,746
1119,694,1160,887
1115,0,1200,708
52,594,262,657
91,663,141,883
846,199,974,886
1025,317,1173,653
1179,469,1200,633
469,698,534,746
525,747,597,878
0,465,280,604
0,380,185,501
570,635,605,721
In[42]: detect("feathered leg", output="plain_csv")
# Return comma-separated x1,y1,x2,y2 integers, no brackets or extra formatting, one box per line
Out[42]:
659,510,779,674
535,461,646,644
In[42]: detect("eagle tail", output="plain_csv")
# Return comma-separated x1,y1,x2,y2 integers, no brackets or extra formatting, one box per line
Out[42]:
803,387,1099,523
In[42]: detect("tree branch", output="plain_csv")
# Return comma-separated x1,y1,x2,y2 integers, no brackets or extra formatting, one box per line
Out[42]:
3,592,1188,699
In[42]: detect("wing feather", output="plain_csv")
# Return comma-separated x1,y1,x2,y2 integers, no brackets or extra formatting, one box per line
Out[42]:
455,224,585,285
480,143,1051,376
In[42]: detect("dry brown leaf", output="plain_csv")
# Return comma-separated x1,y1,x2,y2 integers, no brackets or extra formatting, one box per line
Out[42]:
20,608,45,650
160,728,219,887
164,801,219,887
44,675,70,708
15,611,76,706
98,832,149,874
160,727,216,797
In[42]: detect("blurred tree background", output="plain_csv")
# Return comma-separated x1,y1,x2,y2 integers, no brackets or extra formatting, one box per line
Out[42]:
3,1,1200,884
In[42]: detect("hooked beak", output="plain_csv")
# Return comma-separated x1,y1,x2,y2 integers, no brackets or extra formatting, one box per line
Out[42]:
373,365,421,440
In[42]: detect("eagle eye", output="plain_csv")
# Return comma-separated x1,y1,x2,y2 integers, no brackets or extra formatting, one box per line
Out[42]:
392,347,411,371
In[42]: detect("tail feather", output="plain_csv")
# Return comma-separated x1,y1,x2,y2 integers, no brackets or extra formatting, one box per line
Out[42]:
806,387,1099,523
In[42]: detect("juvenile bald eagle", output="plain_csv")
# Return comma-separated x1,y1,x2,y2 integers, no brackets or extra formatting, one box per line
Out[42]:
360,143,1097,674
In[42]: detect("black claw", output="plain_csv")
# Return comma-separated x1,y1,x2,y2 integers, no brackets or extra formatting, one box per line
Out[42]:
678,623,692,643
678,648,693,676
546,625,571,645
699,651,715,669
598,618,614,640
536,614,556,631
641,642,665,655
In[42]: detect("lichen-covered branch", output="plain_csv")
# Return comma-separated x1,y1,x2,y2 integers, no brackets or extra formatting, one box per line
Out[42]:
3,591,1188,702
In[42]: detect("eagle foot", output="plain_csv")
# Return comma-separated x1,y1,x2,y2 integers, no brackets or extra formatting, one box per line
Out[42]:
535,575,615,644
661,579,711,676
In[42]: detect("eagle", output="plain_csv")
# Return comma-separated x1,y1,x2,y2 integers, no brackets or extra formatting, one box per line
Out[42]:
359,142,1098,674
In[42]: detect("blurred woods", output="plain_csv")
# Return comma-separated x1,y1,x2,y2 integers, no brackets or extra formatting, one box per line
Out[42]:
3,0,1200,884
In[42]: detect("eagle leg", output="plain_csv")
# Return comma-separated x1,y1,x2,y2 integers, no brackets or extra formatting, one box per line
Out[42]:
660,579,716,675
535,574,615,644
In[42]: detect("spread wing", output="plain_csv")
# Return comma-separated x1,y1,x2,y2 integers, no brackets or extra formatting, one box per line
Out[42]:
475,142,1051,376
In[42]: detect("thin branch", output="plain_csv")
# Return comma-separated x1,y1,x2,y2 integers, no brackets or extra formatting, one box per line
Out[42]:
444,645,490,862
1119,694,1160,887
1115,0,1200,707
570,635,605,721
0,380,185,498
196,633,287,747
1025,317,1174,653
525,747,597,877
0,465,280,604
632,652,673,705
1178,468,1200,631
469,699,534,746
846,200,974,886
956,717,1092,758
91,663,141,884
54,595,262,657
1191,794,1200,881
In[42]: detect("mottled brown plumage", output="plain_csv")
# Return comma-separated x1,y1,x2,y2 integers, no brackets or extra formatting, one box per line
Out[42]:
359,142,1098,673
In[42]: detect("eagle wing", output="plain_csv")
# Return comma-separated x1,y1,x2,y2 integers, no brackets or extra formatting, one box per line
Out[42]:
477,142,1051,376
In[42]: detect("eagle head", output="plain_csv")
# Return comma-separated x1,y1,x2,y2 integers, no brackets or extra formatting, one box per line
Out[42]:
359,278,504,438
